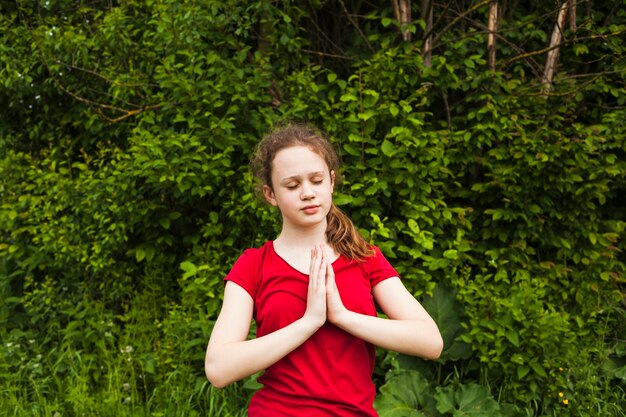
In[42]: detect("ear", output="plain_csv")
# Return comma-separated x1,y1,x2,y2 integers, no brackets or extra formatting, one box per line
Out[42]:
330,170,336,193
263,184,278,206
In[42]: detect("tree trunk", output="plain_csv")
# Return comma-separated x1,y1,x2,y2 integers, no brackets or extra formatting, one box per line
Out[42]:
487,1,499,70
541,0,570,93
421,0,433,67
392,0,412,41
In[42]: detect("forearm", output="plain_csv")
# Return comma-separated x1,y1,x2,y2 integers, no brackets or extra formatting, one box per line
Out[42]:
205,317,320,388
333,311,443,360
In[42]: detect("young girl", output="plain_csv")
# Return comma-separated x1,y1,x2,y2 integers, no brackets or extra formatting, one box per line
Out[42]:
205,123,443,416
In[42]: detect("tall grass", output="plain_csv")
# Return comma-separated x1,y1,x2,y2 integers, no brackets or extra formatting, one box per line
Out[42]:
0,342,250,417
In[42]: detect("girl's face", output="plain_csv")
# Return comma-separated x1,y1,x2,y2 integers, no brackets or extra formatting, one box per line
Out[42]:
263,145,335,230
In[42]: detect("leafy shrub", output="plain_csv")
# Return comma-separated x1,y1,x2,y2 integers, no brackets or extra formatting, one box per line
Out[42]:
1,1,624,416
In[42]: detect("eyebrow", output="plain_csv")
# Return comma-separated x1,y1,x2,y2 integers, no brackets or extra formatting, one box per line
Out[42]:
279,171,326,184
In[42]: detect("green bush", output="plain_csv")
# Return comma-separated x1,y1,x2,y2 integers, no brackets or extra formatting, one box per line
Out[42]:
1,1,624,416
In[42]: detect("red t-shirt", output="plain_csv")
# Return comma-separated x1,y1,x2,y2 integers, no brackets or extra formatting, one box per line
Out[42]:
224,241,399,417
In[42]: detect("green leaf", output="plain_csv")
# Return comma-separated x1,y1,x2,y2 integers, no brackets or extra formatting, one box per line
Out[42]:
381,140,396,156
145,246,155,262
381,17,393,27
435,383,502,416
333,193,354,206
422,284,472,361
505,329,520,347
159,217,171,229
573,44,589,56
375,371,436,417
180,261,198,279
530,361,548,378
517,366,530,379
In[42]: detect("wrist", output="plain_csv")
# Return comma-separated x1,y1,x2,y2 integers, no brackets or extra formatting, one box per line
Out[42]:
329,307,352,329
299,315,325,335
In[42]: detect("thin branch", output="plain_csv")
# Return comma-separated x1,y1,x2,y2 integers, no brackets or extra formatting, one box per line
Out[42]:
83,85,147,110
512,67,626,98
337,0,375,53
431,26,543,78
504,28,626,66
422,0,452,42
305,1,347,57
55,60,157,89
19,3,161,124
441,89,451,130
434,9,545,77
55,81,161,121
107,105,162,123
432,0,492,45
300,48,357,61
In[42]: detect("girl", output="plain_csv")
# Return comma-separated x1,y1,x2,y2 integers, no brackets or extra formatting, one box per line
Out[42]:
205,123,443,417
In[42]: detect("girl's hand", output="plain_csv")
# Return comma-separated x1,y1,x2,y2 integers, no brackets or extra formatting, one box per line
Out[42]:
322,247,348,325
303,245,327,329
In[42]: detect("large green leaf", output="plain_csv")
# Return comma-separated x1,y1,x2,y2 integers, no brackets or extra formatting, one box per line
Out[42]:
375,371,437,417
434,383,502,417
421,284,472,361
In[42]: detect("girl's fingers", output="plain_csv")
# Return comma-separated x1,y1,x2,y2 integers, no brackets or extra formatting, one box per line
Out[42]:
326,258,337,295
322,248,346,324
304,245,327,327
316,247,326,288
309,246,320,280
309,245,325,292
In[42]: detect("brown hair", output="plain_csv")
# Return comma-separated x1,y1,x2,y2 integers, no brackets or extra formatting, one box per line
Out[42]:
251,122,374,260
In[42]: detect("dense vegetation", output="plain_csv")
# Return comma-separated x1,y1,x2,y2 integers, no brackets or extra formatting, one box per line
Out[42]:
1,0,625,416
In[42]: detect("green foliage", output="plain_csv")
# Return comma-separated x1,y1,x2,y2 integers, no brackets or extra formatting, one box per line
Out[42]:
1,0,625,416
375,370,502,417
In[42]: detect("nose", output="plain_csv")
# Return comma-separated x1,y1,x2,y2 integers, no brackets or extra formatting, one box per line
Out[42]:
300,183,316,200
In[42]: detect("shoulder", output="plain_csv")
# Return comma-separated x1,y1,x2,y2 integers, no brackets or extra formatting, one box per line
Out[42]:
359,245,399,286
360,245,392,266
231,242,272,268
225,242,272,297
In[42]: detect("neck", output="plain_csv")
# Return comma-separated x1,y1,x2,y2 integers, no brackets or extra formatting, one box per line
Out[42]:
275,219,328,248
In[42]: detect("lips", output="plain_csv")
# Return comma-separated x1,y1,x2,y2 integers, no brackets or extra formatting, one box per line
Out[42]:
302,205,320,214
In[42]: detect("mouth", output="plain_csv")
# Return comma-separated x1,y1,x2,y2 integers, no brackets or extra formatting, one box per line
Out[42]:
302,205,320,213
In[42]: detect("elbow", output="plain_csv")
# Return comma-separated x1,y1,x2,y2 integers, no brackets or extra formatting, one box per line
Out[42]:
426,323,445,360
417,323,444,361
205,359,232,389
426,333,444,360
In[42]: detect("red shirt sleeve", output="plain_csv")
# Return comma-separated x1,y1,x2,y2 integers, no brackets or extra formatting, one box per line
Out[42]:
365,245,399,287
224,248,260,299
